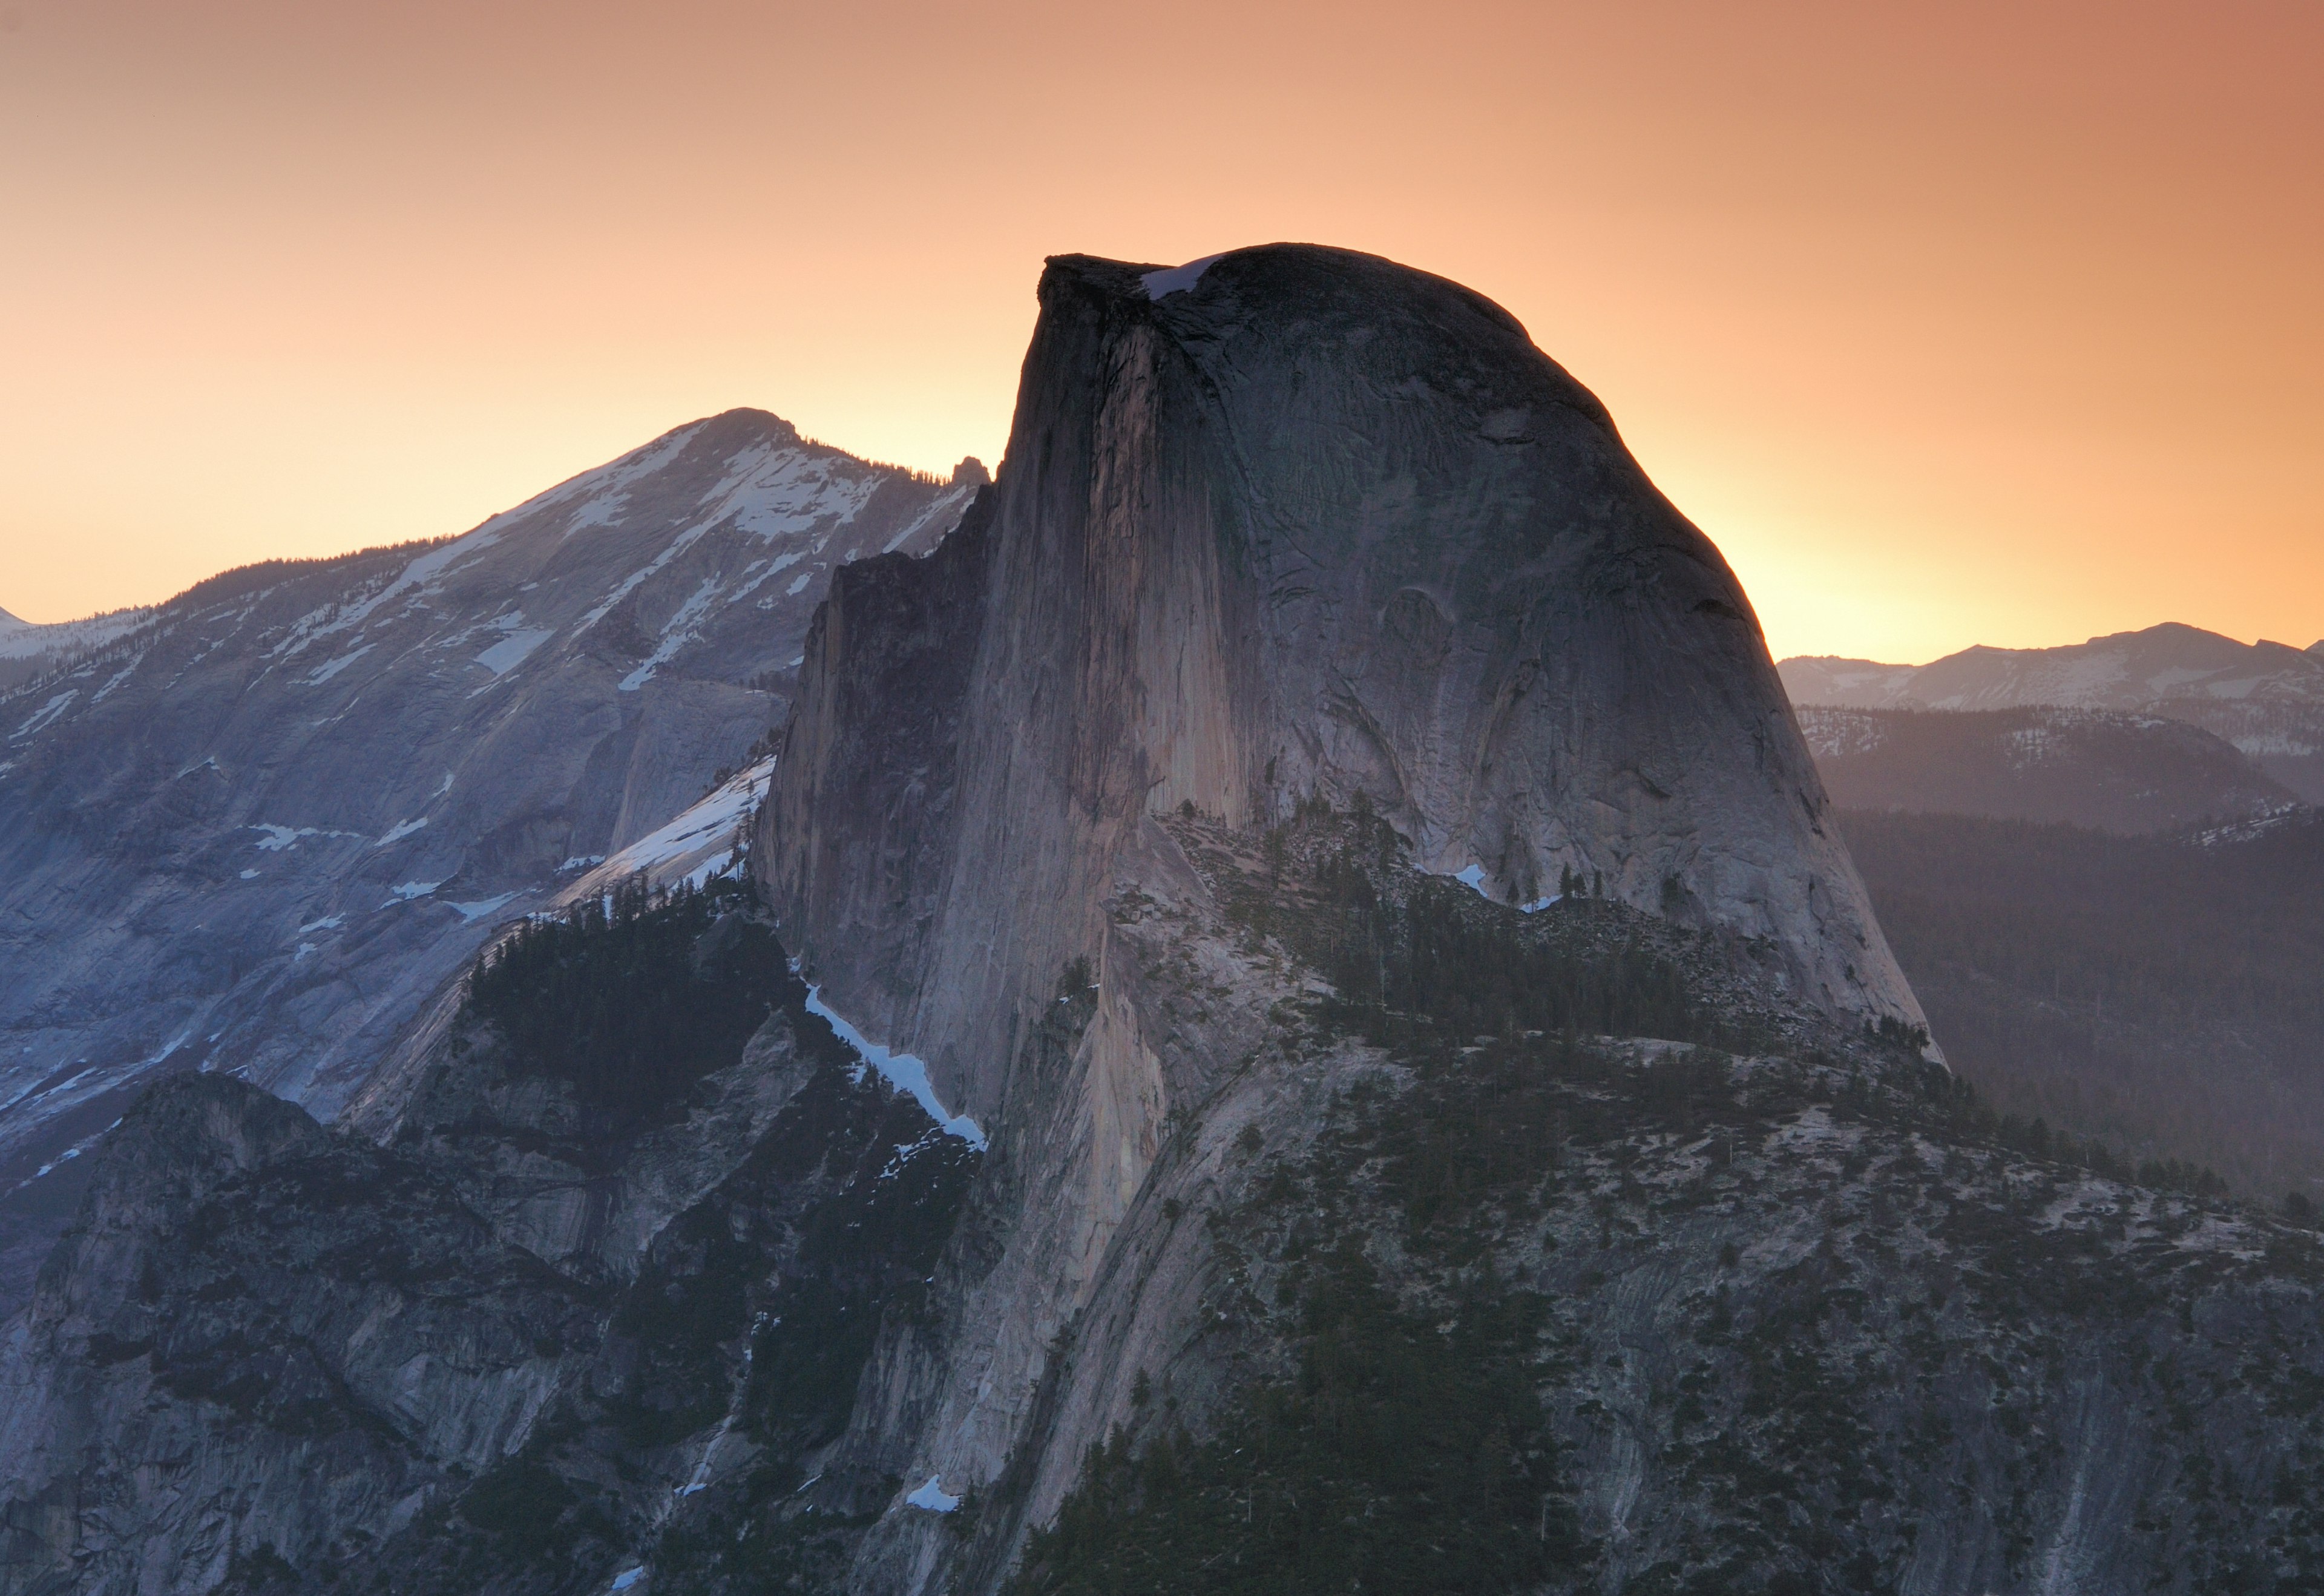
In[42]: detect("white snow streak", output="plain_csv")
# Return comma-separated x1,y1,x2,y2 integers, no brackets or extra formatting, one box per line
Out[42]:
304,645,372,686
904,1476,962,1512
476,628,554,675
11,690,76,740
619,574,724,692
448,892,520,922
805,987,986,1149
1141,253,1226,298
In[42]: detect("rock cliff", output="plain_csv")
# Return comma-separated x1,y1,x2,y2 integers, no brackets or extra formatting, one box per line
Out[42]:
749,245,1938,1589
15,246,2320,1596
758,245,1920,1130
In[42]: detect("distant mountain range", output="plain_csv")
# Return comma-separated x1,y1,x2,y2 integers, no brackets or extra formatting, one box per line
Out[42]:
0,410,980,1310
1781,622,2324,801
1781,621,2324,1204
1796,703,2299,834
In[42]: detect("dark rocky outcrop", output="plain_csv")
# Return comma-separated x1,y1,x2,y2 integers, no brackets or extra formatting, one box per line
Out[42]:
0,1072,605,1595
0,890,981,1596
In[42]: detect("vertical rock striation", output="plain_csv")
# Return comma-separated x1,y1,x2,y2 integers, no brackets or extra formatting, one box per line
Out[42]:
757,243,1922,1123
753,243,1932,1591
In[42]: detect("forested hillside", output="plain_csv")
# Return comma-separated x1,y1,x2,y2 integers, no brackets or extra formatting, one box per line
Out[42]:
1840,809,2324,1201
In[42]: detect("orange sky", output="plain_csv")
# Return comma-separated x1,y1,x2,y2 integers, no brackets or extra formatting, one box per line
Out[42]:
1,0,2317,662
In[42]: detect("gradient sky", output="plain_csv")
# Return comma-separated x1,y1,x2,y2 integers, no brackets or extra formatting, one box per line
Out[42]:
1,1,2317,663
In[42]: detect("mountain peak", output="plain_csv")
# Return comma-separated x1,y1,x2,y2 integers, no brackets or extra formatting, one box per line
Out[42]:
761,243,1922,1123
2090,620,2230,646
1779,620,2324,802
685,406,802,448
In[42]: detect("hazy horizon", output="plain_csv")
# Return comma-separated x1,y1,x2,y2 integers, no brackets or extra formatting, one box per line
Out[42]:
5,442,2314,675
2,0,2317,663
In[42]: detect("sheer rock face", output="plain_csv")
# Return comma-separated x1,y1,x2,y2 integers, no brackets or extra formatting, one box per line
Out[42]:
757,244,1923,1126
754,245,1929,1592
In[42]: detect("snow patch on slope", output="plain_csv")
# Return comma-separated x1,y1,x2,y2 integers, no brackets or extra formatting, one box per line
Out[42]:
904,1475,962,1512
1141,253,1226,298
805,988,986,1149
0,608,151,662
304,646,372,686
11,691,76,741
619,574,724,692
560,759,775,902
476,625,554,675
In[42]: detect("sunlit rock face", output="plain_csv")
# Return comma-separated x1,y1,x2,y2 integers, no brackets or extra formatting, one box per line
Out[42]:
759,243,1923,1124
752,246,1931,1594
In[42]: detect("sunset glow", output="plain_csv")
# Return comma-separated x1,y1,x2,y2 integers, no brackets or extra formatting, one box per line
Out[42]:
1,0,2316,662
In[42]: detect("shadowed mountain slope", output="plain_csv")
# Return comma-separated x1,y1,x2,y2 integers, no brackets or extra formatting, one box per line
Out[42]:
1797,704,2299,833
0,412,978,1311
1842,806,2324,1200
1784,623,2324,801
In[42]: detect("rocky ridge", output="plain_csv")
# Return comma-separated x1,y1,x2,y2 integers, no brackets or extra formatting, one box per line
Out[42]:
1782,623,2324,803
0,412,978,1312
1796,703,2301,833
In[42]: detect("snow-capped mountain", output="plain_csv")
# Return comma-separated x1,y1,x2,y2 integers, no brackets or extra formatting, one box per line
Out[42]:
1781,622,2324,801
0,603,153,694
0,409,980,1308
